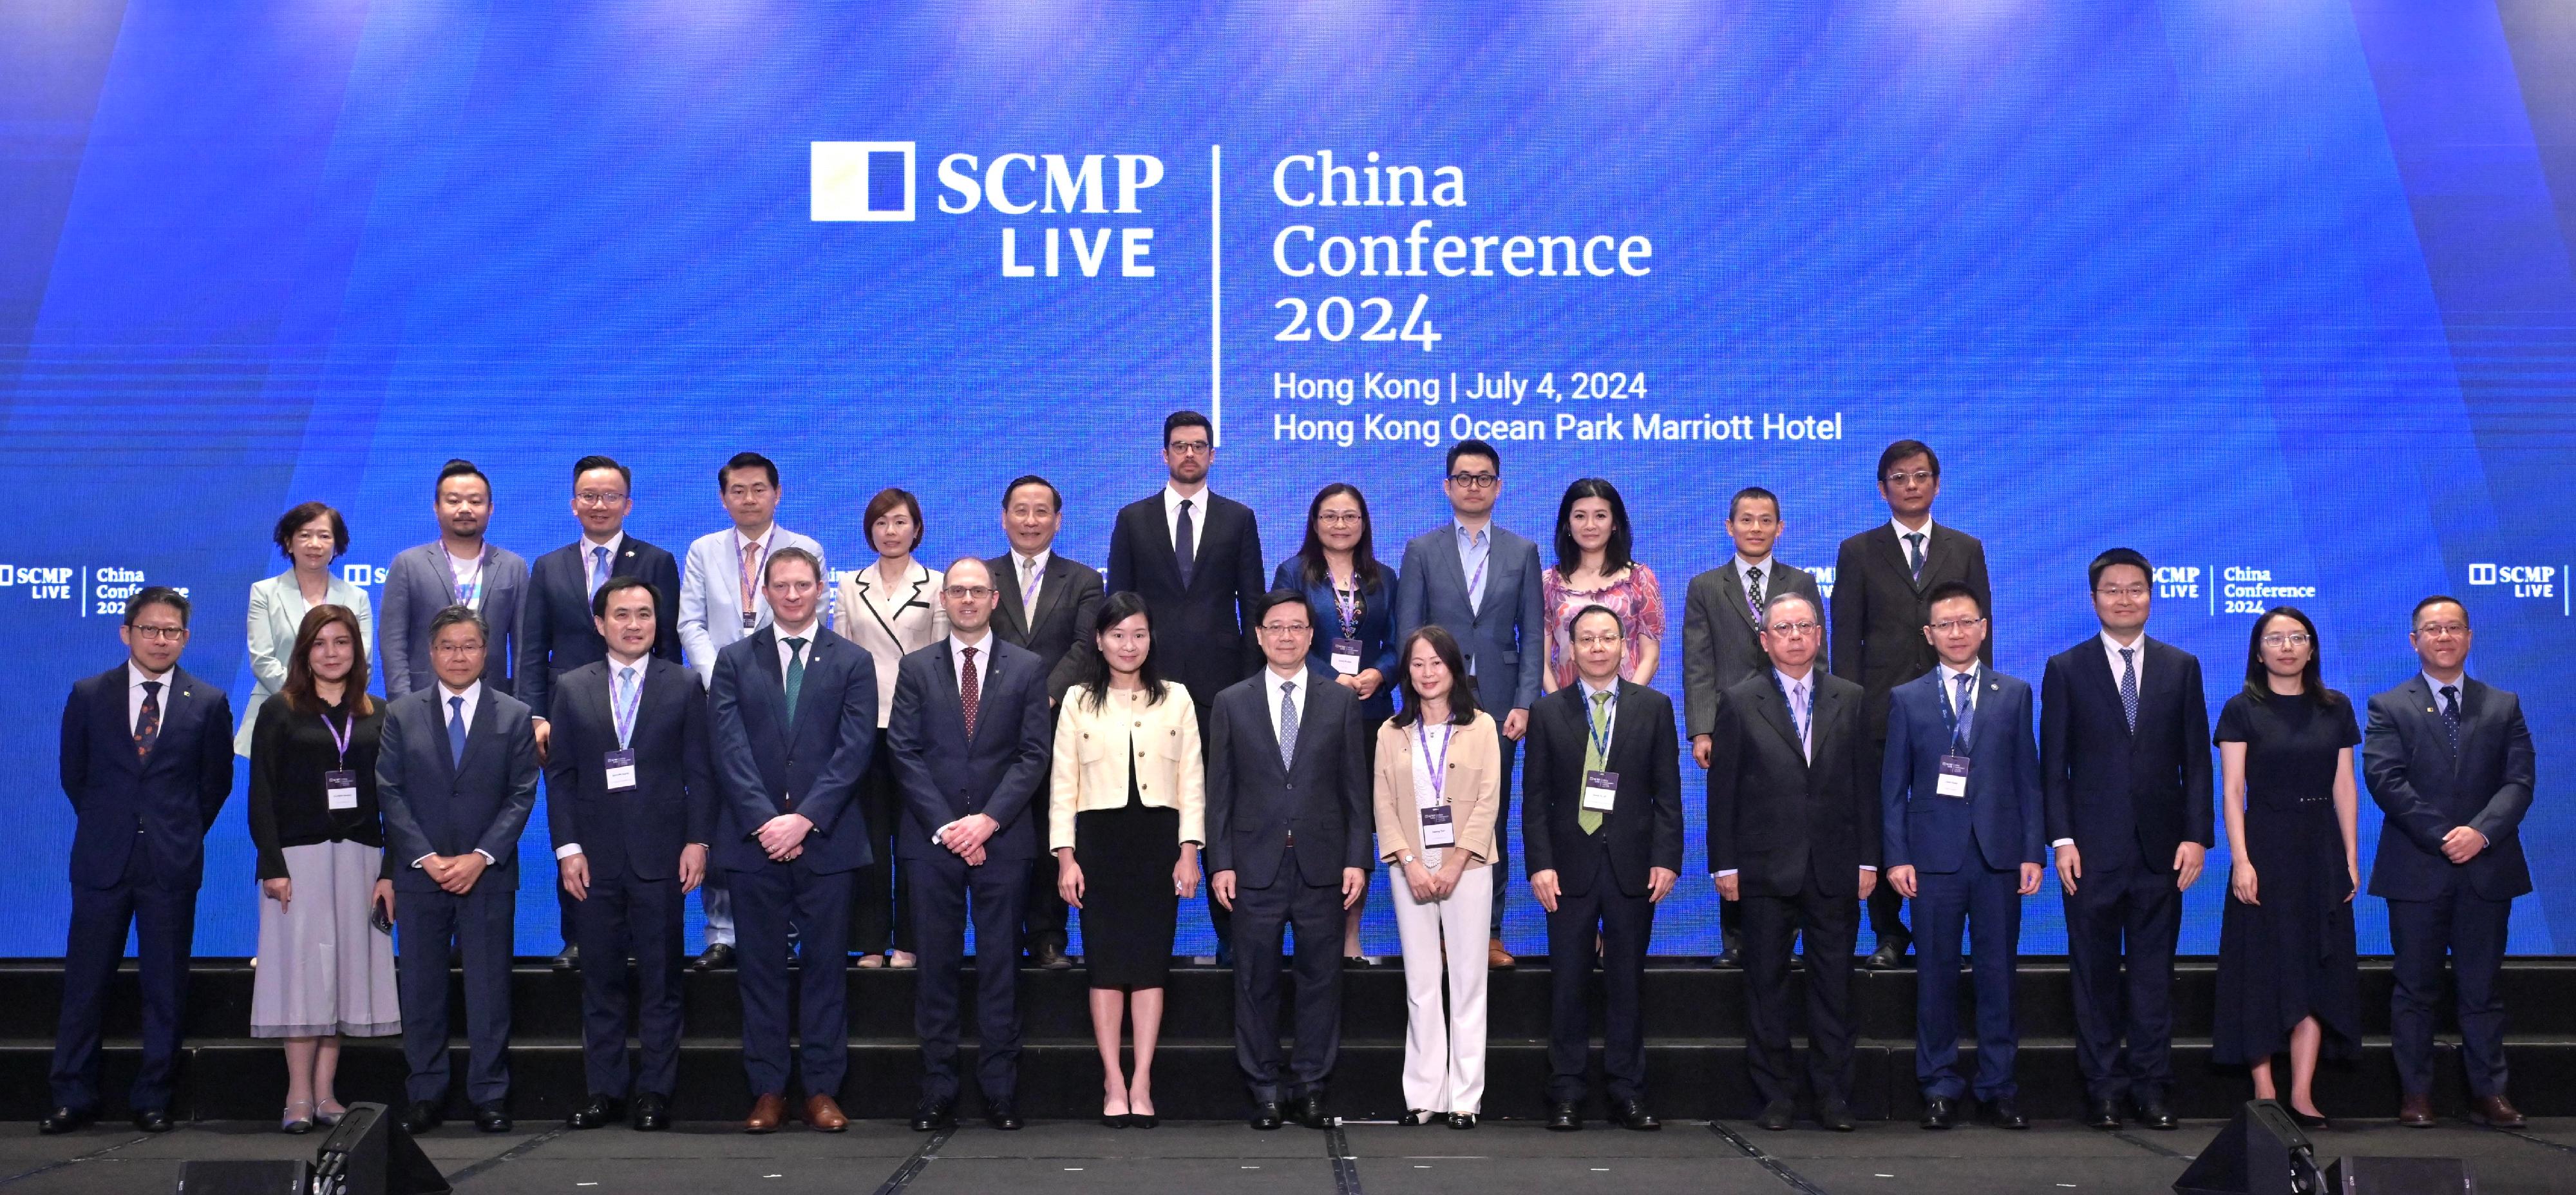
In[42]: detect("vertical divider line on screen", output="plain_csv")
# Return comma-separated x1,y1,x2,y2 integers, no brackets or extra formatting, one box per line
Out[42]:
1211,142,1224,446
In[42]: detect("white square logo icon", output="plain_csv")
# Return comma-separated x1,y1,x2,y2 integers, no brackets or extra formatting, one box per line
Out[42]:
811,141,915,222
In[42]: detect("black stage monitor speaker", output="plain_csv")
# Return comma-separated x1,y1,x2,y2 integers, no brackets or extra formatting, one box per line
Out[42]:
175,1159,310,1194
2175,1100,2327,1195
2320,1156,2476,1194
309,1102,450,1195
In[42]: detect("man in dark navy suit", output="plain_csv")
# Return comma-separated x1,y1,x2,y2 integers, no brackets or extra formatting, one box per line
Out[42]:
2365,596,2537,1129
1881,581,2043,1131
708,546,876,1134
2040,548,2210,1131
45,588,234,1134
887,558,1054,1133
544,576,715,1133
518,454,683,967
1207,589,1372,1131
379,606,542,1134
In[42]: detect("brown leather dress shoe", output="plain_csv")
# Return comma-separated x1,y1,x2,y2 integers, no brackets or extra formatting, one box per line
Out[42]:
804,1094,849,1132
744,1092,788,1134
1488,937,1515,969
2468,1094,2525,1129
2398,1093,2435,1127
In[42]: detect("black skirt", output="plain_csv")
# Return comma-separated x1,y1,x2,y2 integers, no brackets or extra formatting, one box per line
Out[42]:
1074,770,1180,989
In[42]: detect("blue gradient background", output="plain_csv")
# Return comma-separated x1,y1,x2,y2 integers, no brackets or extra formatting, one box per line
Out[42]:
3,1,2571,957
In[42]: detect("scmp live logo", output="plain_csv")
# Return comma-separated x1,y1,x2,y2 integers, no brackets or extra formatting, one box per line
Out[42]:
0,565,77,600
2467,563,2555,598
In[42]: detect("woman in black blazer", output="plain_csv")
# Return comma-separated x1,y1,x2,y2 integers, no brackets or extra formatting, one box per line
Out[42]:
1273,483,1399,963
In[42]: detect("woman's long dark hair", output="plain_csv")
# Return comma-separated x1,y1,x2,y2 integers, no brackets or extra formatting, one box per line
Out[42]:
1078,591,1169,712
2242,606,2335,709
1294,483,1387,591
1553,477,1634,577
1392,625,1480,728
282,604,374,717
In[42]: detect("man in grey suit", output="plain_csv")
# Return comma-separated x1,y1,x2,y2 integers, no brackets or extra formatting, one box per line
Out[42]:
1208,589,1372,1131
382,459,528,698
1681,485,1824,966
378,606,541,1136
986,474,1101,969
1395,437,1545,966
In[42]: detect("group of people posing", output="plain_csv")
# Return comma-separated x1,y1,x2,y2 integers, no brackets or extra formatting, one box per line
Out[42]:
42,419,2536,1145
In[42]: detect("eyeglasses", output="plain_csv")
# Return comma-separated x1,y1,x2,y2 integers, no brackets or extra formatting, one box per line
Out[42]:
2414,623,2468,640
1166,440,1213,456
1447,472,1500,490
126,624,187,641
1765,620,1821,638
2094,584,2150,600
943,585,996,600
1929,618,1987,635
2260,632,2313,648
1882,468,1936,486
1316,511,1364,526
574,491,628,507
1258,622,1312,635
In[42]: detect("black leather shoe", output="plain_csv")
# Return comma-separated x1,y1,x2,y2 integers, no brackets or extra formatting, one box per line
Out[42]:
473,1104,512,1133
1983,1097,2028,1129
396,1100,442,1134
131,1108,173,1133
693,942,735,971
1033,943,1072,970
1817,1099,1857,1132
911,1100,956,1132
632,1093,668,1132
2132,1094,2177,1131
1291,1093,1329,1129
1249,1100,1283,1131
2288,1108,2332,1132
1754,1100,1794,1131
1865,939,1909,969
1611,1098,1660,1131
1920,1096,1958,1130
2083,1096,2122,1130
553,943,579,971
1446,1112,1477,1130
567,1095,624,1129
38,1107,95,1134
1546,1100,1582,1131
984,1100,1021,1131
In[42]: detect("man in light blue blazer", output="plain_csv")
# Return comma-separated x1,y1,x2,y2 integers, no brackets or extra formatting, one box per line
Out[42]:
1393,437,1546,960
1880,580,2043,1131
382,459,528,698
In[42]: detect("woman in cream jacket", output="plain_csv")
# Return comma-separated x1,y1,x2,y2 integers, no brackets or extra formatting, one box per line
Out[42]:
1374,624,1503,1128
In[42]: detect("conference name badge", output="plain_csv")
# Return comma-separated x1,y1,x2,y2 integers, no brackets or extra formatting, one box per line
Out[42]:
1583,770,1619,812
1937,754,1971,798
1329,637,1363,676
743,612,759,630
605,749,638,791
1419,803,1455,847
323,770,359,811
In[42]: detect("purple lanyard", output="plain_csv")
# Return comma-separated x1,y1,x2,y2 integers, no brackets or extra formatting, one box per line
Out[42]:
1331,575,1361,639
322,709,353,769
1415,720,1451,804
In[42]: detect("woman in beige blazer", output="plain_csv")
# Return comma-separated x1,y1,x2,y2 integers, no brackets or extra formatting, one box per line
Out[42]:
1050,593,1204,1127
832,488,947,969
238,502,375,756
1374,625,1502,1128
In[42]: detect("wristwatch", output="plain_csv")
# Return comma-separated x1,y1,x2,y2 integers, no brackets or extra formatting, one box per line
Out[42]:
1400,851,1417,866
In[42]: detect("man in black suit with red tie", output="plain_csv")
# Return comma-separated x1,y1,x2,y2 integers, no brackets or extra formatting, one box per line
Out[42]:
1108,410,1265,961
45,588,234,1135
1831,439,1992,969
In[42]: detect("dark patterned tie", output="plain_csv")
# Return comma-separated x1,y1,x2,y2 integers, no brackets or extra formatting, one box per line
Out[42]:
2119,647,2139,734
1905,532,1927,582
134,680,162,758
960,647,981,740
1278,679,1300,770
1952,671,1976,752
1174,499,1197,588
1744,566,1765,623
2439,685,2461,755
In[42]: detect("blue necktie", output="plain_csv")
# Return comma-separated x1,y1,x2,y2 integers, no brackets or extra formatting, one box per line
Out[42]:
447,695,468,767
1905,532,1926,582
590,545,611,596
2119,647,2139,734
1952,671,1975,752
2439,685,2461,755
1174,499,1197,588
1277,679,1300,770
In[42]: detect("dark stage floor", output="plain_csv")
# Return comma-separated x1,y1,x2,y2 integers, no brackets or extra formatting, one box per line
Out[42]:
6,1116,2571,1194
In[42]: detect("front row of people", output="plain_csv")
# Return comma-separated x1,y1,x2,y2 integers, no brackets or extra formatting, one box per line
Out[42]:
43,553,2535,1137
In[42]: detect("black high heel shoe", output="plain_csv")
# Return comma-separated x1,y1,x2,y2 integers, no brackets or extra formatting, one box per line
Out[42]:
2288,1108,2332,1131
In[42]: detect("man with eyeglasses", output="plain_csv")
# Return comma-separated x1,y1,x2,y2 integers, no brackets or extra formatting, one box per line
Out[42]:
1881,582,2042,1131
886,558,1054,1133
2363,597,2535,1129
43,588,234,1136
383,459,529,700
1109,410,1267,962
1396,437,1548,968
677,450,827,970
1832,439,1993,970
520,455,685,969
1683,485,1826,967
2039,547,2210,1131
1206,590,1371,1131
1706,592,1875,1132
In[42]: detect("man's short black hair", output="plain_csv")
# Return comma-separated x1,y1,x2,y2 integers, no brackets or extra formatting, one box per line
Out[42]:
437,458,490,499
124,586,191,628
1003,474,1061,511
1253,588,1312,627
1162,410,1213,446
719,451,779,490
1876,439,1939,481
428,604,489,645
1926,578,1984,617
1729,486,1779,521
1445,437,1500,475
591,574,658,619
2089,547,2152,590
1569,603,1624,636
2412,595,2468,631
573,454,631,488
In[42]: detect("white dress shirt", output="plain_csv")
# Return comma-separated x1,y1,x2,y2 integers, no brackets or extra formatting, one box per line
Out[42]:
580,530,627,592
1937,660,1980,722
557,652,651,860
1890,515,1935,571
1736,552,1776,611
773,618,822,676
1576,676,1620,753
1013,549,1052,614
418,680,497,868
1162,484,1211,548
952,630,996,694
1410,719,1454,865
1264,664,1311,746
129,660,175,733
